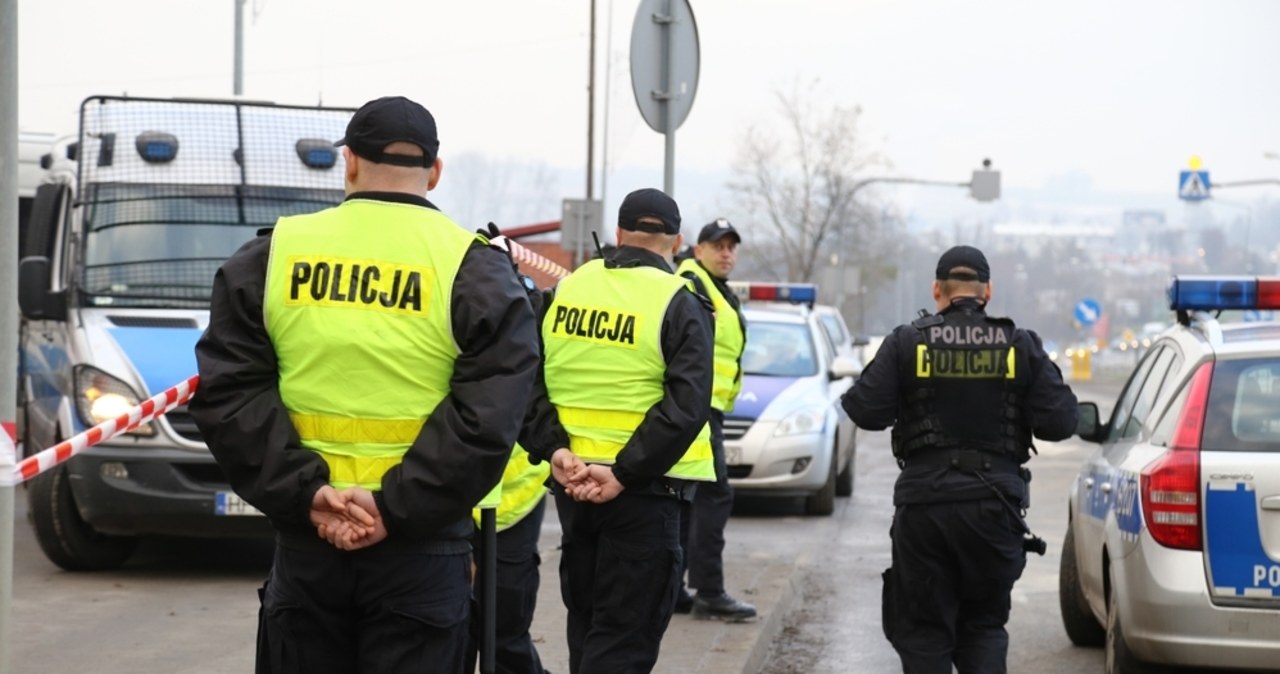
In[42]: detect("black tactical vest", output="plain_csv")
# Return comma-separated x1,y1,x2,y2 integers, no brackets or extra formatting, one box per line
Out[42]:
892,304,1033,463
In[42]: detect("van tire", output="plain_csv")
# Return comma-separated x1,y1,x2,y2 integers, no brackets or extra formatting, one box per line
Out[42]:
805,442,837,516
1059,526,1105,647
28,464,138,571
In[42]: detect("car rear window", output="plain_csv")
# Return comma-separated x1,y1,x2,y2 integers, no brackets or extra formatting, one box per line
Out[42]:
743,321,817,377
1202,357,1280,452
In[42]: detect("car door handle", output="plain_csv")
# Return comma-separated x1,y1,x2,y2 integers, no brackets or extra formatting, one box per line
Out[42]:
1262,496,1280,511
1100,482,1113,494
1084,478,1095,489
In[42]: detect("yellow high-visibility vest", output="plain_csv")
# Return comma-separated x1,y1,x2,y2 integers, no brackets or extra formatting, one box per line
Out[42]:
543,258,713,481
677,259,745,412
264,198,480,490
472,444,549,531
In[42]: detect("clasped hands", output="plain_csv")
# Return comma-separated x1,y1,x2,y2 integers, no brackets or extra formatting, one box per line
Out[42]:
551,448,625,503
309,485,388,551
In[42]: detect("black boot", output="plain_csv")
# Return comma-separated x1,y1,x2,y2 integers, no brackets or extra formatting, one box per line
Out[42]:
674,587,694,614
691,591,757,622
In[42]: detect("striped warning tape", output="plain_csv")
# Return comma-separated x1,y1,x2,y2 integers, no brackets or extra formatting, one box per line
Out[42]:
493,236,571,280
3,375,199,486
0,421,15,484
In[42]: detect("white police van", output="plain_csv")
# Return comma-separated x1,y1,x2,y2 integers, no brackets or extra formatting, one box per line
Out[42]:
721,283,862,516
1061,276,1280,672
16,96,353,570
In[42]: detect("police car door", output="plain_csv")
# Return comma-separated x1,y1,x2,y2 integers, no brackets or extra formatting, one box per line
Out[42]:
1199,355,1280,609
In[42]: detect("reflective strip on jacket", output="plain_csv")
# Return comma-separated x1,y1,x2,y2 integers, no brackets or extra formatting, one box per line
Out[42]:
264,198,481,489
472,443,550,531
543,258,714,481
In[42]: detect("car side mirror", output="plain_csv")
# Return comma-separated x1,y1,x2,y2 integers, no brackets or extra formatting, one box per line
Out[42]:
18,256,67,321
830,355,862,381
1075,401,1104,443
852,335,871,347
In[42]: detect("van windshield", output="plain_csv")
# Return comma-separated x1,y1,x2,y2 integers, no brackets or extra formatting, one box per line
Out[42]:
80,182,343,308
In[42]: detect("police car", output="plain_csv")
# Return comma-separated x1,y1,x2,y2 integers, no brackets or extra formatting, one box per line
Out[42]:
722,283,861,516
1060,276,1280,672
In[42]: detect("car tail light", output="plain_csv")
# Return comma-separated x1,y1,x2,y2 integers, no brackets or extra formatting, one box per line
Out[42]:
1141,363,1212,551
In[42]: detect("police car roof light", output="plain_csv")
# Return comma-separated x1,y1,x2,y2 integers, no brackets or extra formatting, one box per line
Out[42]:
1168,276,1280,312
728,282,818,306
135,131,178,163
296,138,338,169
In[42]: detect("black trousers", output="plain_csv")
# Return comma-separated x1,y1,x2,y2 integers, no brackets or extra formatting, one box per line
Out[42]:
680,408,734,594
555,486,683,674
469,497,548,674
255,533,471,674
885,498,1027,674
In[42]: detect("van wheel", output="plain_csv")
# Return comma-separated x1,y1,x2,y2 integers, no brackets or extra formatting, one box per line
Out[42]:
804,442,837,516
835,440,855,497
28,464,138,571
1106,567,1152,674
1059,526,1105,646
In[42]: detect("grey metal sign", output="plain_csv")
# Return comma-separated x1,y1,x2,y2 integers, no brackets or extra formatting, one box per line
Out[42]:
561,198,604,253
629,0,700,134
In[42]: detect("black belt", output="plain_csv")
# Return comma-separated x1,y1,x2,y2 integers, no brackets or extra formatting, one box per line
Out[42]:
904,448,1022,475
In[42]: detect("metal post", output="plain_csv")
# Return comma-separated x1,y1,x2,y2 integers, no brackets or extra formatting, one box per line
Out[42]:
233,0,245,96
586,0,596,201
659,0,674,195
600,0,614,216
479,508,497,674
1,0,20,670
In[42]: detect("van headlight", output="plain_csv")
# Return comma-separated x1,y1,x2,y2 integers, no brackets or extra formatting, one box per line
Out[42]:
74,365,155,436
774,409,825,436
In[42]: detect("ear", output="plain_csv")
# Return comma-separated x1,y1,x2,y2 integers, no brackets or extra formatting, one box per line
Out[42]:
615,227,626,247
983,281,993,303
931,281,942,303
343,146,358,184
671,233,684,256
427,157,443,191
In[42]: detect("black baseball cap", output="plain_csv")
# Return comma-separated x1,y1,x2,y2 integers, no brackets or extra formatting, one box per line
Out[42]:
618,188,681,234
335,96,439,168
935,245,990,282
697,218,741,244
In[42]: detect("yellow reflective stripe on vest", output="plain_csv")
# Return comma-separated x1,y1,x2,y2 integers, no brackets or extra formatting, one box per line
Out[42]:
557,407,646,432
290,413,423,445
314,451,403,490
566,432,714,481
472,444,549,531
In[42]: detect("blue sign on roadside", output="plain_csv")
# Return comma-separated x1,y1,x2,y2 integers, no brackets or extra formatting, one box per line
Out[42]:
1075,298,1102,326
1179,170,1211,201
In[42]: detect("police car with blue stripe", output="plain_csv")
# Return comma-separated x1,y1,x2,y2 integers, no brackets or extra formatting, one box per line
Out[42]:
1061,276,1280,672
721,283,862,516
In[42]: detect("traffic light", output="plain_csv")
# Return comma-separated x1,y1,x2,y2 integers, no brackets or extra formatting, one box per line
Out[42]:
969,158,1000,202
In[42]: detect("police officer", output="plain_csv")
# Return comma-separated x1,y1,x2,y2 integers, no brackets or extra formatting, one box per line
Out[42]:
521,187,716,674
841,245,1077,674
189,96,540,674
674,218,756,622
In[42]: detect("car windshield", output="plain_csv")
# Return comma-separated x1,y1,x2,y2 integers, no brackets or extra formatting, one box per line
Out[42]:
1203,357,1280,453
742,320,817,377
79,182,343,308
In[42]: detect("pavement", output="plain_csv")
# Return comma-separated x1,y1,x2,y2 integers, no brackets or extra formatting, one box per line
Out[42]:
524,500,803,674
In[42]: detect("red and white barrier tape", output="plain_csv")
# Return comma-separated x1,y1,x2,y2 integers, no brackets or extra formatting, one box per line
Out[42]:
3,375,199,486
0,421,16,486
493,236,571,280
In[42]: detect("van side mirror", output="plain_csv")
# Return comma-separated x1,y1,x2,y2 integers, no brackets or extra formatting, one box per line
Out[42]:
830,355,862,381
1075,402,1104,443
19,256,67,321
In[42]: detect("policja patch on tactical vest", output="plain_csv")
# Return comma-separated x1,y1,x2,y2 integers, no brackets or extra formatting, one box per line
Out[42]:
915,321,1016,379
285,255,434,315
549,303,640,348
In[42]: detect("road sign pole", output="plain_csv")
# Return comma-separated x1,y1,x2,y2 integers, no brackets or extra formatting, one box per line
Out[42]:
1,0,19,670
659,0,675,195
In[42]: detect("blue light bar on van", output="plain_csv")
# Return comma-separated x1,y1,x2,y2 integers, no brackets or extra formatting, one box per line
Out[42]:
296,139,337,169
728,282,818,305
1168,276,1280,311
135,131,178,163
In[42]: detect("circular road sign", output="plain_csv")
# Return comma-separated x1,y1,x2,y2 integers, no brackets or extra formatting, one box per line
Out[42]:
630,0,700,134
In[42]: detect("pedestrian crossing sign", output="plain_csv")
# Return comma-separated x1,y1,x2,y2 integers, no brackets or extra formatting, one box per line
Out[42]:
1179,170,1210,201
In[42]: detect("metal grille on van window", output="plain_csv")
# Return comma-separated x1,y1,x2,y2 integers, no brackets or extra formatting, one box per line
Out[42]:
723,418,753,441
107,315,199,328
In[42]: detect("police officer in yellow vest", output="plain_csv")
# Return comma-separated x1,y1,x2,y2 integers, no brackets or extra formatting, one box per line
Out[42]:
674,219,757,622
521,187,715,674
189,96,540,674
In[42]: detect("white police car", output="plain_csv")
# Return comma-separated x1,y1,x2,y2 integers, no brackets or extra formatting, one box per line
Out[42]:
1060,276,1280,673
722,283,862,516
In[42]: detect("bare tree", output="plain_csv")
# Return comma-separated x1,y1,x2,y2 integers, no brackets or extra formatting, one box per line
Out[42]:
725,81,890,285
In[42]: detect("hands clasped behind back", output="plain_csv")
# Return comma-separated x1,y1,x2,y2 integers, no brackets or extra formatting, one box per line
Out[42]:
309,484,389,551
551,448,626,504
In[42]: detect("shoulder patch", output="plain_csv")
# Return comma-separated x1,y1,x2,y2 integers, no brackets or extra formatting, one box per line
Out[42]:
912,314,944,329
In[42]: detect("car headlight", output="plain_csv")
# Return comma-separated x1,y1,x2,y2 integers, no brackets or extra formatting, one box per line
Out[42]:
774,408,825,436
74,365,154,436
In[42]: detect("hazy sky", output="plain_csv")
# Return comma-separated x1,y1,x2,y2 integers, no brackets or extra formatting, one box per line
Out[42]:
16,0,1280,229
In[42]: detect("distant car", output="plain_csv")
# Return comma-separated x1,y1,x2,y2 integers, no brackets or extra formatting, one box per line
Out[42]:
1060,275,1280,672
811,304,870,362
722,283,861,515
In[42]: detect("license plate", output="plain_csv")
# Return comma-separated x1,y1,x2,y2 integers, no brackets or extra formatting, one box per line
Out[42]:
725,445,743,465
215,491,265,517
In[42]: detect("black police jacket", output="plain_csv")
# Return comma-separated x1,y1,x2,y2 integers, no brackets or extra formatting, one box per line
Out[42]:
519,245,715,494
841,298,1078,505
189,192,541,542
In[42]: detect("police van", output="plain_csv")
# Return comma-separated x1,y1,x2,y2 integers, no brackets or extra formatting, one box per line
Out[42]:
16,96,353,570
721,283,862,515
1061,276,1280,672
